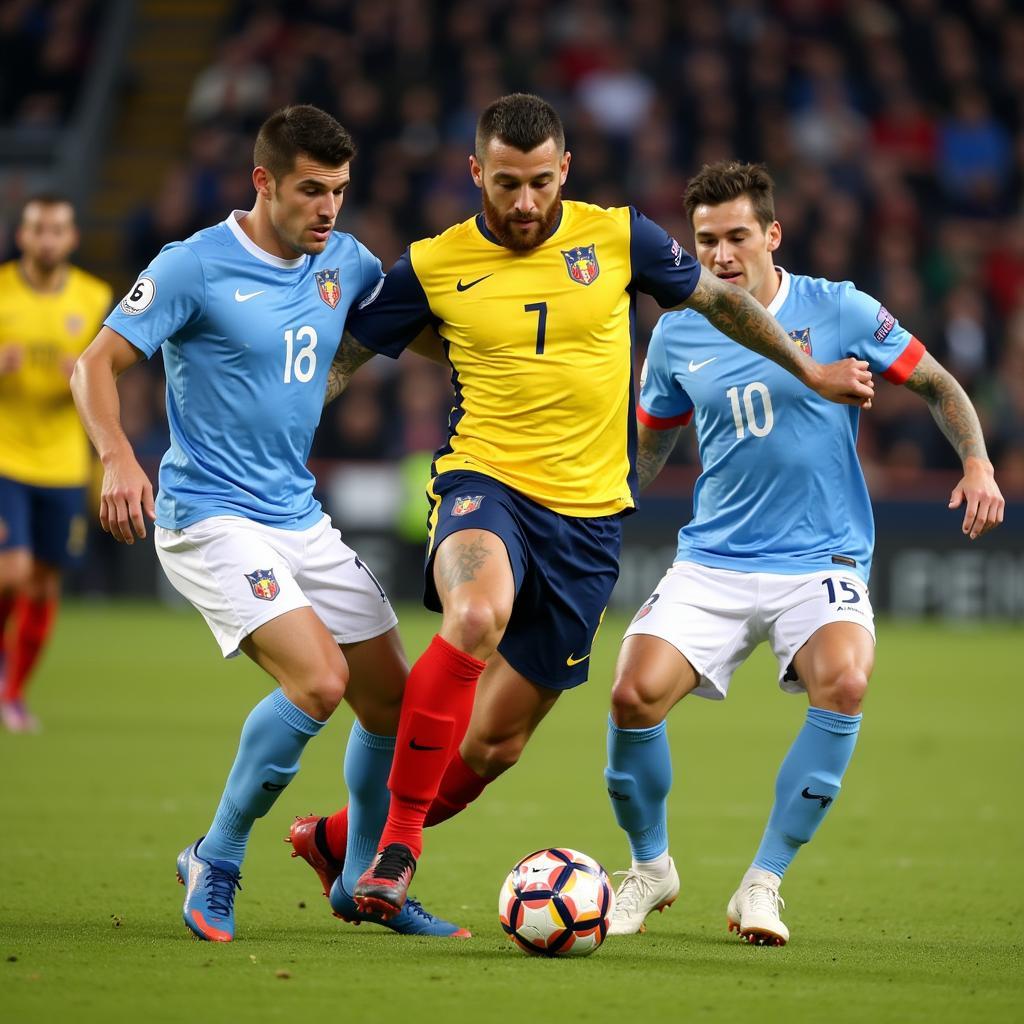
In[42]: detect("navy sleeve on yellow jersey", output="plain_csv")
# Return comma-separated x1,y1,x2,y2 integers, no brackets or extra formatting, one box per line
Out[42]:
629,208,701,308
345,249,436,358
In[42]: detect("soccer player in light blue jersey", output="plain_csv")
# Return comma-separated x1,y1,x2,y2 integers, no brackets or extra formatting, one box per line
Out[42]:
71,106,467,942
604,162,1004,945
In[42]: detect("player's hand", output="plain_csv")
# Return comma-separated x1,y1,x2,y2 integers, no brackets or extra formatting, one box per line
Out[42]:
99,453,156,544
808,358,874,408
0,345,24,374
949,458,1004,540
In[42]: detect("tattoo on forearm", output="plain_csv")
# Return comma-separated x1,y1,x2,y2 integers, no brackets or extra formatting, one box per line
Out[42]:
437,536,491,591
324,332,375,405
637,426,681,489
904,357,988,463
687,272,804,375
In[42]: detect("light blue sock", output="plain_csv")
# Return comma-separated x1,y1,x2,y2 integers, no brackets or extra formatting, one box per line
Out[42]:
604,715,673,862
752,706,862,878
340,720,396,893
199,689,325,866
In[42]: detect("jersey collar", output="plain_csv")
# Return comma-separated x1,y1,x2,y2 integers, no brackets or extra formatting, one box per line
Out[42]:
225,211,308,270
766,267,791,316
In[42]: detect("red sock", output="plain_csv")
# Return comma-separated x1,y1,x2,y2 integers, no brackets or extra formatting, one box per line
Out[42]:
425,752,491,826
0,594,14,665
324,807,349,862
3,596,57,702
379,635,485,858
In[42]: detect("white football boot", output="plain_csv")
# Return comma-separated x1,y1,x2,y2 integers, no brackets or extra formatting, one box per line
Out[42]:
607,858,680,935
726,867,789,946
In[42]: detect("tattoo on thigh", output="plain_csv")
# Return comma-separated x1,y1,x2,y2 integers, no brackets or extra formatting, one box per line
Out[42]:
438,536,491,591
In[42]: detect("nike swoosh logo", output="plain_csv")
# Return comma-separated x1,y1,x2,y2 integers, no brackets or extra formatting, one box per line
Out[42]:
688,357,717,372
801,786,834,808
409,738,444,751
235,289,265,302
456,274,493,292
566,652,590,667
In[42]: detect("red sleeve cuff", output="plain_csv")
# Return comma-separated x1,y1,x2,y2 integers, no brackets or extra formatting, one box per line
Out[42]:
882,336,926,384
637,405,693,429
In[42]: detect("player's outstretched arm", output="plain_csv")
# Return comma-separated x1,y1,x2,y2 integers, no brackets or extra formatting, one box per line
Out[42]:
903,351,1005,539
70,327,155,545
324,330,378,405
679,267,874,407
637,423,682,490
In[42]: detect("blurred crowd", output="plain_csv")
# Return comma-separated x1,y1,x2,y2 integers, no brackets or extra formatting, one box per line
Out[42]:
0,0,102,137
13,0,1024,494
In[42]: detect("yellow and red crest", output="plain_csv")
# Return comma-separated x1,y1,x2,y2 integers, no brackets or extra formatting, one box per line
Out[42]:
452,495,484,516
315,268,342,309
244,568,280,601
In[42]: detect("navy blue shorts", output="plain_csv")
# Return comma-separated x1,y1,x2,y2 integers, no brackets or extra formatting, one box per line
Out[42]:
0,475,87,568
424,471,622,690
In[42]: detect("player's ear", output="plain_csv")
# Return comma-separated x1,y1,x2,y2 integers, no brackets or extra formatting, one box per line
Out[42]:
766,220,782,253
559,149,571,185
469,154,483,189
253,166,273,201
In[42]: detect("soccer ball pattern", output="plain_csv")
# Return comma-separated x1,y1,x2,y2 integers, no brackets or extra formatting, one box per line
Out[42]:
498,848,614,957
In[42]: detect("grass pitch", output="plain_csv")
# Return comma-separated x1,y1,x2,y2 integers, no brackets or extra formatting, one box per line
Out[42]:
1,602,1021,1023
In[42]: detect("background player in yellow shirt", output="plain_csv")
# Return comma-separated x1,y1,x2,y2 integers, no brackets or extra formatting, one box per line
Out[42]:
0,195,112,732
279,93,874,918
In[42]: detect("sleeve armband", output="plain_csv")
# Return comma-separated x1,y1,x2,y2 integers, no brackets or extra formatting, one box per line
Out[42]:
637,405,693,429
882,336,926,385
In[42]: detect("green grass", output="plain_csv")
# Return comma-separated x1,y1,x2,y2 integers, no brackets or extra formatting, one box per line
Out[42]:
1,602,1021,1023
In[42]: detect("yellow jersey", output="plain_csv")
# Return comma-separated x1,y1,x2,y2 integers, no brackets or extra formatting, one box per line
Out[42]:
0,261,112,486
348,201,699,516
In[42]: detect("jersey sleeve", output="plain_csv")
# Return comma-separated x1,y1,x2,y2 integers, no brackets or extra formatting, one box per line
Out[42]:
351,238,385,308
344,248,434,359
629,208,701,309
838,283,925,385
637,318,694,428
104,243,206,358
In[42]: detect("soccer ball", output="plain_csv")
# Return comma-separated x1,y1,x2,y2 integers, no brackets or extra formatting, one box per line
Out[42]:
498,848,614,957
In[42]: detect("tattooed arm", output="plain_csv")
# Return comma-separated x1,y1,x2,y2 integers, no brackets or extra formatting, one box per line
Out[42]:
903,350,1004,538
324,331,377,405
678,267,874,407
637,423,682,490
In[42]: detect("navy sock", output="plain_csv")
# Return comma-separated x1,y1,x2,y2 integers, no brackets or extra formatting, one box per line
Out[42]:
604,715,673,863
340,720,396,893
199,689,325,866
752,706,862,878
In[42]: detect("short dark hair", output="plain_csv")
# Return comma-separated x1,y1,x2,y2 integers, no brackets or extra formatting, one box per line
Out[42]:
21,192,75,221
475,93,565,161
253,105,356,179
684,161,776,230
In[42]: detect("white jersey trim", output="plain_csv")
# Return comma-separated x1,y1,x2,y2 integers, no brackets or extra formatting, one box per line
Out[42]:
225,211,308,270
766,266,791,316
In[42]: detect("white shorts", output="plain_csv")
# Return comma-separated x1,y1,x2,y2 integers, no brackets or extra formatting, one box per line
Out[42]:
623,561,875,700
155,513,398,658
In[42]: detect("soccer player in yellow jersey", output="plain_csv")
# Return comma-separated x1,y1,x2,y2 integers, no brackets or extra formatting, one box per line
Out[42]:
288,93,875,918
0,195,111,732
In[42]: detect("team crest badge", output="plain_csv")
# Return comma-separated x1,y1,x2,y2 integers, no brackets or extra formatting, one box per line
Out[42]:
315,268,342,309
244,568,280,601
452,495,484,516
562,244,600,286
632,593,660,623
788,327,812,355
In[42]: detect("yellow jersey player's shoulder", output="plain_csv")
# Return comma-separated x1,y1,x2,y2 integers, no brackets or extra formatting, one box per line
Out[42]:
408,213,480,263
561,200,632,232
67,265,114,311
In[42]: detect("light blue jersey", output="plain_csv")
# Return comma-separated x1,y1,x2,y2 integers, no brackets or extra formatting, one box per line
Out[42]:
105,212,383,530
639,269,925,581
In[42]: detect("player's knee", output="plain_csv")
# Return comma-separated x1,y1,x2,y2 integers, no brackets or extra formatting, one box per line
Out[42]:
610,671,666,729
443,597,509,659
0,551,32,592
463,733,524,780
302,661,350,720
814,667,868,716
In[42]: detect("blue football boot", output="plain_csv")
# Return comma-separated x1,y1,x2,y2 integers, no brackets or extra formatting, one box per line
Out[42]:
176,838,242,942
329,875,471,938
